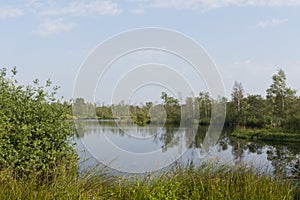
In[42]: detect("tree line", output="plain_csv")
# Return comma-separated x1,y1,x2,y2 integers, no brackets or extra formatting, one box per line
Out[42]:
71,69,300,132
228,69,299,132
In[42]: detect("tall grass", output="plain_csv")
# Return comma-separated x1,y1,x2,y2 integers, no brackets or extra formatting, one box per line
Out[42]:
0,163,297,200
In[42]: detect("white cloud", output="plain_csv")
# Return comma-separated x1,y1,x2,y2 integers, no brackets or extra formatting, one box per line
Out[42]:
233,59,251,65
128,0,300,10
244,60,251,64
257,18,288,28
130,7,146,14
33,18,77,37
41,0,122,16
0,6,24,19
152,0,201,9
26,0,44,8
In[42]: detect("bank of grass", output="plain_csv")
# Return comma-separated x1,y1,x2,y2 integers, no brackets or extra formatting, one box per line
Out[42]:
232,128,300,143
0,164,297,200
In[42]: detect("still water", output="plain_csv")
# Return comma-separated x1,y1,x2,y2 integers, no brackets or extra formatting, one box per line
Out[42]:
75,120,300,176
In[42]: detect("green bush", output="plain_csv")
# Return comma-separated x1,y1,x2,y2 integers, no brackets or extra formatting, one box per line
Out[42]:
283,116,300,133
245,118,265,128
0,67,76,177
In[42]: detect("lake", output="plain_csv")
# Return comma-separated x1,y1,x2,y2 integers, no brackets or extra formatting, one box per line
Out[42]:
74,120,300,177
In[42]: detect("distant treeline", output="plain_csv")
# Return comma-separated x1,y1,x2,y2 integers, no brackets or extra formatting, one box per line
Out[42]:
69,69,300,132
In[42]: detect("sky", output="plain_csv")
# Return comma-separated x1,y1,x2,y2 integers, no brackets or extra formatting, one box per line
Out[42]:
1,0,300,104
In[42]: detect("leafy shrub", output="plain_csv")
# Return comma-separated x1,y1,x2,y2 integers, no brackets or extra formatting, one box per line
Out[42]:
245,118,265,128
283,116,300,133
0,67,76,177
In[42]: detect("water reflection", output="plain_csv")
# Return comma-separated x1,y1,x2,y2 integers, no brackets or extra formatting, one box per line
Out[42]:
75,120,299,177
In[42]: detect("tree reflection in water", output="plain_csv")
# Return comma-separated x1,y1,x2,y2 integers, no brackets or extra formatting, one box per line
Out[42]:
75,120,300,178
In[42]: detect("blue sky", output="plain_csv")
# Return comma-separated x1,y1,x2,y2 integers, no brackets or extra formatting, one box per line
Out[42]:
1,0,300,103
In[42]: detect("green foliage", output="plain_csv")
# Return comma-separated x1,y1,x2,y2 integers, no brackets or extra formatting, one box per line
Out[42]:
0,67,76,177
232,128,300,142
266,69,296,119
0,164,295,200
96,105,113,119
231,81,244,116
226,69,299,130
196,92,211,124
161,92,181,124
283,116,300,133
129,105,151,126
73,98,97,119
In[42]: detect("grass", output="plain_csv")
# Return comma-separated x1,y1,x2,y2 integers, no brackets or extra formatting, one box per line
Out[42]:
0,163,297,200
232,128,300,143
